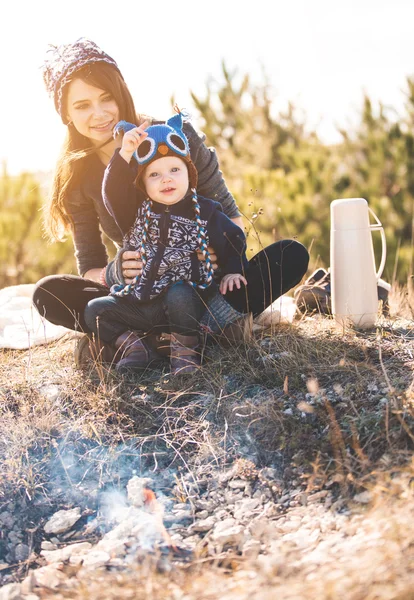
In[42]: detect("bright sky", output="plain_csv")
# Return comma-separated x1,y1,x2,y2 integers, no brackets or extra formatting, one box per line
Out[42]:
1,0,414,174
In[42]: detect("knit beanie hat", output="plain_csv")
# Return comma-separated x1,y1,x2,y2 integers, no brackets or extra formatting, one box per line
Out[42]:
42,38,123,123
115,111,198,190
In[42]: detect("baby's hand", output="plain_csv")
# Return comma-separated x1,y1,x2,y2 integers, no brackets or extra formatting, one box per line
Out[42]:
219,273,247,295
119,123,149,163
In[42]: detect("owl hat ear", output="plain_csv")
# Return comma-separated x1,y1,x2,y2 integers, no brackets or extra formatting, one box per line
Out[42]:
166,111,184,133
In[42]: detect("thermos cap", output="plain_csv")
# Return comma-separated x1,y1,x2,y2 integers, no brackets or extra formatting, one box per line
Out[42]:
331,198,370,231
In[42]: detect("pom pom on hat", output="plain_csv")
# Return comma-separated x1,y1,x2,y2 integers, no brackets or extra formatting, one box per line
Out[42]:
42,38,122,123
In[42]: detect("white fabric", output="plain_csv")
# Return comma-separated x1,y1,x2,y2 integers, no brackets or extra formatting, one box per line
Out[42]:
0,284,73,350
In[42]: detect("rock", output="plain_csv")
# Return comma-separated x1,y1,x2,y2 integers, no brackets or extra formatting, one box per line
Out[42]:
189,516,215,533
68,555,84,566
234,498,261,520
214,509,229,521
0,583,22,600
81,550,111,569
7,531,22,544
14,543,30,562
242,539,261,559
194,499,215,511
41,541,92,563
38,384,61,402
0,512,14,529
95,538,127,556
353,491,372,504
20,571,36,595
169,509,193,522
33,563,66,589
41,541,57,551
228,479,247,490
212,519,246,549
248,518,278,542
44,507,82,534
195,510,209,519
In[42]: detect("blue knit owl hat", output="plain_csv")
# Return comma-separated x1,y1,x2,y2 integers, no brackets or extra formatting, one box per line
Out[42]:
43,38,123,123
114,111,198,190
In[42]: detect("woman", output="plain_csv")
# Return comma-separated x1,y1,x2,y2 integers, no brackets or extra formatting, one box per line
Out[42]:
33,38,309,365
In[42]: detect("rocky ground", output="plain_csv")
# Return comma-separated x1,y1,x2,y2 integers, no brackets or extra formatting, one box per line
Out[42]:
0,309,413,599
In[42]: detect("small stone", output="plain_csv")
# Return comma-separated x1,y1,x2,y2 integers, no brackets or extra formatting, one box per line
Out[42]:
234,498,261,520
81,550,111,569
171,509,193,521
20,571,36,595
95,538,126,556
215,509,229,520
353,491,372,504
0,512,14,529
212,521,246,550
33,564,66,589
44,508,82,534
189,516,215,533
14,543,30,562
194,499,214,511
242,539,261,559
307,490,329,503
38,384,61,402
228,479,247,490
0,583,22,600
41,541,57,551
44,541,92,564
195,510,209,519
69,555,84,566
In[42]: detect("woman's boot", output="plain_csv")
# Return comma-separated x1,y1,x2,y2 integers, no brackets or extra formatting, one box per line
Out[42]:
170,333,201,375
115,331,163,373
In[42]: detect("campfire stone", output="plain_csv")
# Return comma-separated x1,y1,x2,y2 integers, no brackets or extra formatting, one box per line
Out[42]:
211,519,246,549
189,516,215,533
242,539,261,559
41,542,92,564
43,507,82,534
32,563,66,589
14,543,30,562
81,550,111,569
228,479,248,490
40,541,57,551
0,583,22,600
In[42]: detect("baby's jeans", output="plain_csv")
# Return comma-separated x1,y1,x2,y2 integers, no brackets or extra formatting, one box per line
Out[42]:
83,281,211,344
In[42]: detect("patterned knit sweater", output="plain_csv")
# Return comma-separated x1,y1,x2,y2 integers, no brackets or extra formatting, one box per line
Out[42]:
102,150,248,301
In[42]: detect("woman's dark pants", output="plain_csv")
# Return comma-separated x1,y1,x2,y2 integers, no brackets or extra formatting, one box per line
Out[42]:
33,240,309,335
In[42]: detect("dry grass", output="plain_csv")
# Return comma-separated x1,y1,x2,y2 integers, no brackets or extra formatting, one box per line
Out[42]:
0,283,413,598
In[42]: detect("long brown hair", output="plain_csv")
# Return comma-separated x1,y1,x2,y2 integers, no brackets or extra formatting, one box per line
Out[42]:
45,62,144,241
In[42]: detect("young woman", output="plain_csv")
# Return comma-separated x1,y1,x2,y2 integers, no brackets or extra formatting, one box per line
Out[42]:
33,38,309,365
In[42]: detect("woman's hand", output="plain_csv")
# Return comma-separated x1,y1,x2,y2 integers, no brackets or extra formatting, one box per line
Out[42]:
197,246,218,270
119,122,149,163
122,250,143,283
220,273,247,295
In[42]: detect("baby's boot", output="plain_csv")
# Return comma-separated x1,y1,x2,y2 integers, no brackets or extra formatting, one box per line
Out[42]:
114,331,162,373
170,333,201,375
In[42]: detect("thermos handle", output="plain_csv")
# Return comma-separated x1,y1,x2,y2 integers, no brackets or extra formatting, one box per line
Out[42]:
368,207,386,280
